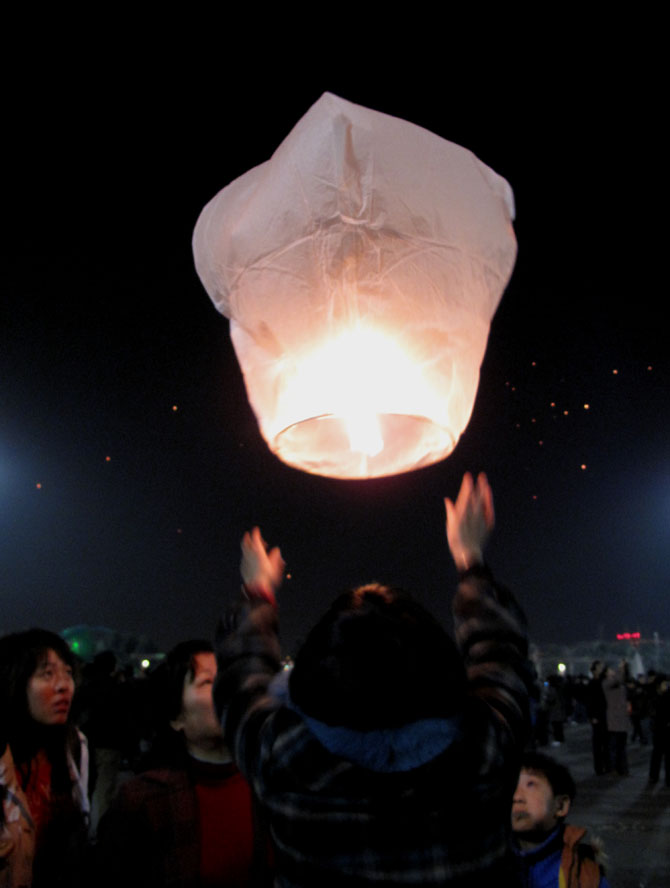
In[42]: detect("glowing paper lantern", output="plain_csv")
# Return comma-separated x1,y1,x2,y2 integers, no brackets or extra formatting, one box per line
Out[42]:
193,93,516,479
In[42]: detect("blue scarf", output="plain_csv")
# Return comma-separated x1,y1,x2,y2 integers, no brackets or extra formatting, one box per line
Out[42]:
268,669,462,772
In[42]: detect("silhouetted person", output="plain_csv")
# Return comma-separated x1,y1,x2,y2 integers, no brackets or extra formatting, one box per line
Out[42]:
215,473,533,886
586,661,609,775
648,674,670,787
604,662,630,776
76,651,133,836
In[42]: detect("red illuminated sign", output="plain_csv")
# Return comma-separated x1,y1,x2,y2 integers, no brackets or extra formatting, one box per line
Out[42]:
616,632,641,640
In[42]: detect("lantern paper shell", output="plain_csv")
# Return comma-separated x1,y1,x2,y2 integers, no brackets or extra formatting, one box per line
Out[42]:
193,93,517,479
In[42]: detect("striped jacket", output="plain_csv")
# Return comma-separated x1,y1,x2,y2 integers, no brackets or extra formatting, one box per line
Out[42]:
215,565,532,887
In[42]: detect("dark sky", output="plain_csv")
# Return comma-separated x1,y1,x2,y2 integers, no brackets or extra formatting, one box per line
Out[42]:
2,35,667,654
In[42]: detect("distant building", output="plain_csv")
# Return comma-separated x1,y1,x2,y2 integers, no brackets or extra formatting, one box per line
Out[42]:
531,634,669,678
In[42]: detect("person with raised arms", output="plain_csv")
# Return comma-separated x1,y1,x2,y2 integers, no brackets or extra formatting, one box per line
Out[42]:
215,473,533,887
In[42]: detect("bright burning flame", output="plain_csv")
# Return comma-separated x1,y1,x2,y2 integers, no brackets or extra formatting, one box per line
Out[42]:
278,326,434,456
343,410,383,457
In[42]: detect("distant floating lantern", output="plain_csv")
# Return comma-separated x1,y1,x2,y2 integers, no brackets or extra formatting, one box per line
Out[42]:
193,93,517,479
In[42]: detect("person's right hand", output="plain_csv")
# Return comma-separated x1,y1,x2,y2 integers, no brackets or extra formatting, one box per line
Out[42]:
444,472,494,571
240,526,285,595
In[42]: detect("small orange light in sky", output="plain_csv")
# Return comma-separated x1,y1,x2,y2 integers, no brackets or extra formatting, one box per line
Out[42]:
105,455,111,462
563,410,569,416
172,405,178,412
612,369,618,375
36,483,42,489
583,404,590,410
581,464,587,470
550,402,556,408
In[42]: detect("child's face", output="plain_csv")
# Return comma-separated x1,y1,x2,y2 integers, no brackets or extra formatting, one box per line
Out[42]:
512,769,570,833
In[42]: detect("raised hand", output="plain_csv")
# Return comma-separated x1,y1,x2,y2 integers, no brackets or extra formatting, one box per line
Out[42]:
240,526,285,595
444,472,495,571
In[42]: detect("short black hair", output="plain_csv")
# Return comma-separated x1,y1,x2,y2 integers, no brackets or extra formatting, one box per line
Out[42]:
290,584,466,729
520,751,576,802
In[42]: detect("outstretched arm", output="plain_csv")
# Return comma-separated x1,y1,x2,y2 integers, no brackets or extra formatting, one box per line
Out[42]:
447,472,531,747
214,528,284,780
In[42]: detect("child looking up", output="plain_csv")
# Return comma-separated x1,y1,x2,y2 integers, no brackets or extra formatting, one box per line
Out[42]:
511,751,609,888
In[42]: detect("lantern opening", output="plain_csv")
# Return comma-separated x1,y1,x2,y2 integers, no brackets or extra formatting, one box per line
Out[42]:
267,324,454,477
275,413,455,480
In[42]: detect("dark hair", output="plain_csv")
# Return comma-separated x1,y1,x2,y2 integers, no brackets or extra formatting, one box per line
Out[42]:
91,650,117,676
520,751,576,802
289,584,466,730
0,628,79,786
141,639,214,768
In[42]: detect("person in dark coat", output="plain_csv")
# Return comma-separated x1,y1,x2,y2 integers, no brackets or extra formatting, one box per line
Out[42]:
603,662,630,776
585,661,610,775
545,675,568,746
648,674,670,786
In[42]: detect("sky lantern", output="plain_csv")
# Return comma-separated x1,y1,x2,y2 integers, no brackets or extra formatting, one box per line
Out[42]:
193,93,517,479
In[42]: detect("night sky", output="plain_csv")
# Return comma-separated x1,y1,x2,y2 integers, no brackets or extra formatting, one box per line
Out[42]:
2,36,667,655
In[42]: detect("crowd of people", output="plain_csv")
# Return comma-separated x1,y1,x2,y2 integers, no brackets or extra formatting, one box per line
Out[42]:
0,473,635,886
530,658,670,786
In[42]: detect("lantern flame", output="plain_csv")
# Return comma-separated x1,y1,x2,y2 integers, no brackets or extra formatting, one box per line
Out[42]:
278,326,435,461
344,410,384,458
